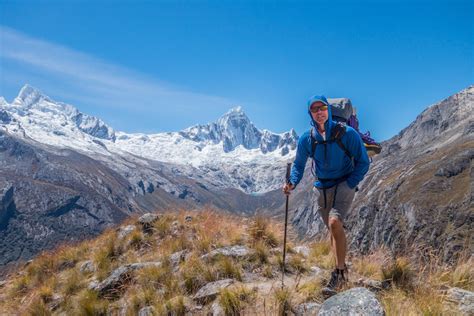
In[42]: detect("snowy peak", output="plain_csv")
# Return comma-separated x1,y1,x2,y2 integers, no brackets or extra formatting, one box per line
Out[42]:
72,112,116,142
179,106,297,154
216,106,261,152
12,84,51,108
4,84,116,142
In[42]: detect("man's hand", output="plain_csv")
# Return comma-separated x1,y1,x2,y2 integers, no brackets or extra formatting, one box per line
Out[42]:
283,183,295,195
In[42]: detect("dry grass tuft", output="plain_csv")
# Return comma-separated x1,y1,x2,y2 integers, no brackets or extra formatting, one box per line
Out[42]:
248,216,279,247
165,295,186,315
181,254,215,294
288,253,308,274
308,239,334,269
273,286,294,316
382,257,414,290
219,286,256,315
215,256,243,281
25,295,50,316
249,240,270,264
297,278,324,303
352,247,390,280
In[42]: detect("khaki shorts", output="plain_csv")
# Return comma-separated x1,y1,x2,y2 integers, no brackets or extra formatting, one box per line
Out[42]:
313,181,356,228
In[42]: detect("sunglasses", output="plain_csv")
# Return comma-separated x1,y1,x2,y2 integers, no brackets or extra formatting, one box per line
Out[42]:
309,105,328,113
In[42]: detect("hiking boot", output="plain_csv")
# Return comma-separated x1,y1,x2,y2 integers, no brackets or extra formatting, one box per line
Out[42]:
321,265,348,297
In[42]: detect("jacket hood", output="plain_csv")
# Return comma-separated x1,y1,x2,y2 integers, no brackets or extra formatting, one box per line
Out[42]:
307,95,335,139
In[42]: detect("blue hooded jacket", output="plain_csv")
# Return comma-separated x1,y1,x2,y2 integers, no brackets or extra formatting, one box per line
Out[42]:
289,95,370,189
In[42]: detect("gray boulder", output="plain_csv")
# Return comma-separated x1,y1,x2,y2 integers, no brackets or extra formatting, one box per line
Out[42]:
446,287,474,315
193,279,234,303
117,225,136,239
294,245,310,257
138,213,160,233
201,245,250,261
211,300,225,316
89,261,161,297
138,306,155,316
310,266,324,276
356,278,390,292
318,287,385,315
295,302,321,315
79,260,96,274
170,250,188,268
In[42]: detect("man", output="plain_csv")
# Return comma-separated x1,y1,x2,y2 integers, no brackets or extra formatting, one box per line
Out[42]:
283,95,370,293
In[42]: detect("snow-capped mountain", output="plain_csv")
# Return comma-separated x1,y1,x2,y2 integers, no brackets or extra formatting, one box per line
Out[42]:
0,84,298,194
1,84,299,270
5,84,116,141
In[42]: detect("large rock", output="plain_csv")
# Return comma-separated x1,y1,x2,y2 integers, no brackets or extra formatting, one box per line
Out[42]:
79,260,96,274
210,300,225,316
293,246,310,257
193,279,234,303
89,261,161,297
201,245,250,261
138,213,160,233
318,287,385,316
170,250,188,268
295,302,321,315
446,287,474,315
117,225,136,240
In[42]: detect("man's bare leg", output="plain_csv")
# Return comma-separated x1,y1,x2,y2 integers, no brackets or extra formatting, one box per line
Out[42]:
328,217,346,269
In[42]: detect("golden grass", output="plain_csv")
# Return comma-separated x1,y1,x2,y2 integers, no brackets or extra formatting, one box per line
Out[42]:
180,254,215,294
273,286,294,316
382,257,414,290
296,278,324,303
288,253,308,274
219,286,256,315
73,289,109,316
380,286,449,316
61,268,82,296
447,257,474,291
25,295,50,316
2,208,472,316
352,247,390,280
307,239,334,270
165,295,186,315
262,264,275,278
248,216,279,247
249,240,270,264
215,256,243,281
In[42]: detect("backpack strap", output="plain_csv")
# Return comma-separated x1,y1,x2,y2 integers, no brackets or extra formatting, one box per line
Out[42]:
310,127,318,158
310,123,352,175
331,123,352,160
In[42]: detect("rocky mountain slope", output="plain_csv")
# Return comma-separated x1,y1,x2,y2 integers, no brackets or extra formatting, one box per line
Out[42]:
1,83,472,278
0,210,471,315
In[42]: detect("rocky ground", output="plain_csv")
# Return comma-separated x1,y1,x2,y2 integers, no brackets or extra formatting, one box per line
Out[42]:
0,210,472,315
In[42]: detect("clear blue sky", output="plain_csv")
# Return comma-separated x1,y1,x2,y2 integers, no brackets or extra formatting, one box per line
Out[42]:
1,0,472,141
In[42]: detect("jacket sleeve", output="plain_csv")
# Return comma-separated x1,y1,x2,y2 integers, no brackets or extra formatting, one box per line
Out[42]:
289,132,310,187
345,128,370,189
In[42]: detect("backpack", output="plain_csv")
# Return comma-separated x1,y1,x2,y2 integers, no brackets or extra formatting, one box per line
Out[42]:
327,98,382,158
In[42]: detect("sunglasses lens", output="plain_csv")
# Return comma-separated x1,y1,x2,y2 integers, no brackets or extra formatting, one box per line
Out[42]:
310,105,328,112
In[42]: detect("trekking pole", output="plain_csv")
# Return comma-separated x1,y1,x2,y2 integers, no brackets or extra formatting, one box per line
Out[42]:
281,162,292,289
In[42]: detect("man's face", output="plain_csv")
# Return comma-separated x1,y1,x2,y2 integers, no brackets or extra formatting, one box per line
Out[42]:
309,101,329,127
